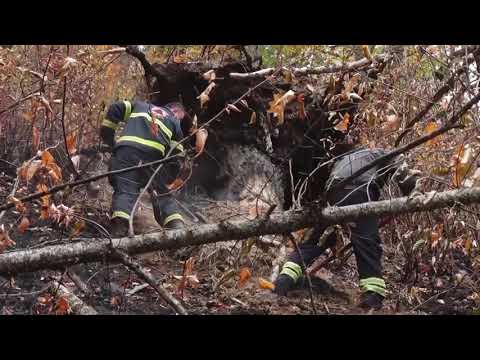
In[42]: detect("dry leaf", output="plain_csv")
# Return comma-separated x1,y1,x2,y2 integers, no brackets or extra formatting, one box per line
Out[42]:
238,267,252,288
37,183,50,220
362,45,373,61
18,217,30,233
18,160,42,182
22,111,34,122
69,219,85,239
424,121,440,146
258,277,275,290
38,96,53,120
334,113,350,133
381,114,400,133
195,129,208,155
32,127,40,152
297,93,306,120
341,74,360,100
59,57,77,77
190,114,198,134
202,69,216,82
8,196,26,213
167,178,185,191
452,144,474,187
197,82,216,109
55,297,71,315
267,90,296,125
110,296,121,306
0,224,15,253
66,132,77,155
249,112,257,126
225,104,241,114
41,150,62,183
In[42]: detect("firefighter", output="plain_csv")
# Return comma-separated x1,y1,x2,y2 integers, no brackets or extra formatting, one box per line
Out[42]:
100,100,188,237
274,147,421,310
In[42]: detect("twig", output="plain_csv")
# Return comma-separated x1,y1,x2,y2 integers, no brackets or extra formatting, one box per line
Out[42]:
0,177,19,222
59,45,79,179
411,274,466,312
67,269,92,296
110,248,187,315
0,284,50,298
288,234,317,315
0,154,181,212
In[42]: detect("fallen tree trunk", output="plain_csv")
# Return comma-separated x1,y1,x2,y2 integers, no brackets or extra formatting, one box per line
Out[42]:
1,187,480,275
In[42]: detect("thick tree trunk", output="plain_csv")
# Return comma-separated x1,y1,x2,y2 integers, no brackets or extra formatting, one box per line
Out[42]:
1,187,480,275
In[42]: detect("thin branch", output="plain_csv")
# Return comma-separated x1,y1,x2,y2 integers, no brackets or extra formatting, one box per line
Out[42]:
110,248,187,315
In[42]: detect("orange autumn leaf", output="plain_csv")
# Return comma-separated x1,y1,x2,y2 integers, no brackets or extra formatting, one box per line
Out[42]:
8,196,26,213
452,144,473,187
18,217,30,233
167,178,185,191
195,129,208,155
66,132,77,155
424,121,440,146
18,160,42,182
268,90,296,125
55,297,71,315
41,150,62,183
258,277,275,290
32,127,40,152
0,224,15,253
37,183,50,219
238,267,252,288
334,113,350,133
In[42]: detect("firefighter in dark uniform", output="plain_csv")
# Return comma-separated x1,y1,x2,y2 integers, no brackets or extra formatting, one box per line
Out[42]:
100,100,188,237
274,148,421,310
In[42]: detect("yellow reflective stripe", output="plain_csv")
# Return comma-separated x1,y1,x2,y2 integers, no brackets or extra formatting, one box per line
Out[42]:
284,262,302,276
360,284,386,297
360,277,386,288
171,141,184,152
163,213,184,226
280,261,303,281
360,277,386,296
123,101,132,121
117,136,165,153
102,118,118,130
112,211,130,220
130,112,173,139
280,268,300,282
157,120,173,139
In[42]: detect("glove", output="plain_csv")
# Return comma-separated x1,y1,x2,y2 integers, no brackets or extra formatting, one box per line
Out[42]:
273,274,295,296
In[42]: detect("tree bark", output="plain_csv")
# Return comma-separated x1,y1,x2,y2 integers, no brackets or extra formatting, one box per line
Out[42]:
2,187,480,275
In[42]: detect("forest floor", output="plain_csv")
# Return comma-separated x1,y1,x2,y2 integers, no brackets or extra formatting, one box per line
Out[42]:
1,173,478,315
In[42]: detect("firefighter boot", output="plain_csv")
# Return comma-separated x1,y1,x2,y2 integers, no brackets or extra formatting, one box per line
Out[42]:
110,217,129,238
164,219,185,230
359,291,384,310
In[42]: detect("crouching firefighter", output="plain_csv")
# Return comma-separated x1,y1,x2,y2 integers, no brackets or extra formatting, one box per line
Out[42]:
274,147,421,310
100,100,188,237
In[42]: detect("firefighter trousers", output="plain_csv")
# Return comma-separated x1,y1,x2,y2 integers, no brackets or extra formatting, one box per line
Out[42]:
285,184,385,296
109,146,184,227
